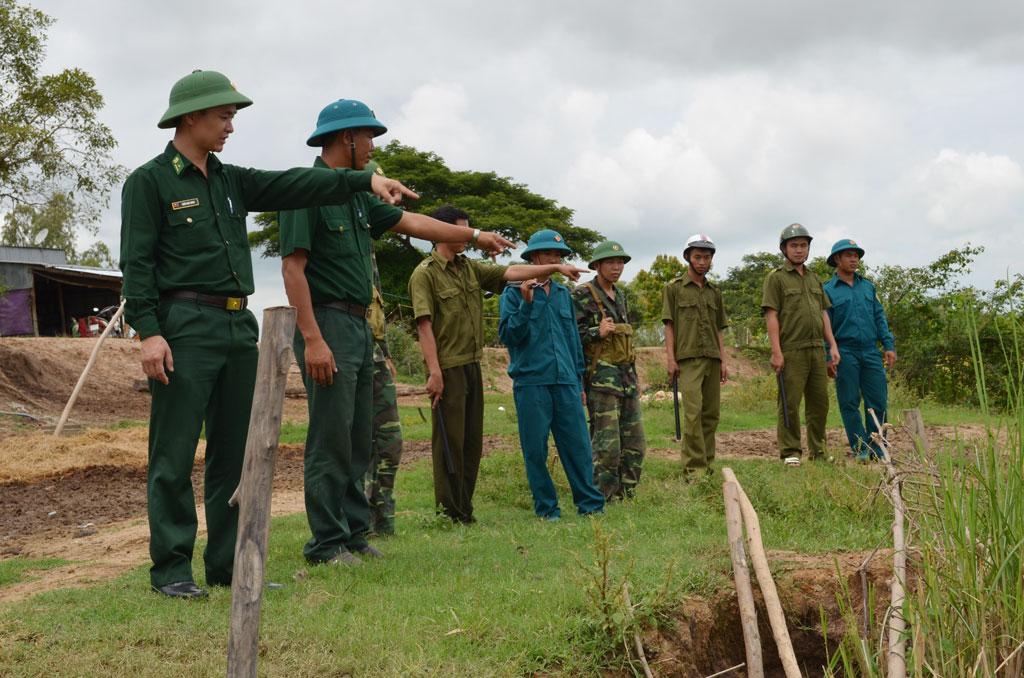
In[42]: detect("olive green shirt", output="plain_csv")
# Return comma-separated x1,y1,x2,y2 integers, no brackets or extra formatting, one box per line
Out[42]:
120,142,374,339
408,251,508,370
278,156,403,306
761,260,831,351
661,275,727,361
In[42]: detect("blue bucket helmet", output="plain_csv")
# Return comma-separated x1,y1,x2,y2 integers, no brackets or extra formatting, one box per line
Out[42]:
520,229,571,261
826,238,865,267
307,99,387,147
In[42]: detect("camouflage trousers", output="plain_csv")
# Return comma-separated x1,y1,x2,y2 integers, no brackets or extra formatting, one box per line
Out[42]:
364,359,403,535
587,389,646,500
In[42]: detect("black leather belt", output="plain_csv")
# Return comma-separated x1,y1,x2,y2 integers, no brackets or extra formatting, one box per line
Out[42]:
160,291,248,311
316,300,369,318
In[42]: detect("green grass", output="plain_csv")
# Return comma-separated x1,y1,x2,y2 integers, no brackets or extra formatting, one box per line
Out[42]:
0,452,890,677
0,558,70,588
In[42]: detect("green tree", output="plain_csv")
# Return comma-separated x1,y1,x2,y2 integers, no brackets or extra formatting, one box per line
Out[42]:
249,140,602,309
0,0,123,254
625,254,687,323
717,251,782,338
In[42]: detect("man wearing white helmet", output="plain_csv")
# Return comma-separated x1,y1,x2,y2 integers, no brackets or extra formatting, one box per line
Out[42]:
661,234,728,479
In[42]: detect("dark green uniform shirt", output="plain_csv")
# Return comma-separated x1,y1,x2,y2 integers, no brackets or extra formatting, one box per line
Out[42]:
661,275,727,361
571,280,638,397
408,251,508,370
279,156,403,306
120,142,373,339
761,260,831,351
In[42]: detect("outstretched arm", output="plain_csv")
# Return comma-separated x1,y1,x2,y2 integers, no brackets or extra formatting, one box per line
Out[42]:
390,212,513,256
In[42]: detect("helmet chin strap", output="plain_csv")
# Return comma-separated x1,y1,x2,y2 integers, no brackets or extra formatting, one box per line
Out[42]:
349,135,357,170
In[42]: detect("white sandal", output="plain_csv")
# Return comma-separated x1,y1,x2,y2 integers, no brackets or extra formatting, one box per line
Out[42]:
783,456,802,467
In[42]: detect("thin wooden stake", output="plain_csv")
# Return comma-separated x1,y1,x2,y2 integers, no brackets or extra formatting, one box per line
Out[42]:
226,307,296,678
54,299,126,436
721,468,801,678
703,663,747,678
869,408,907,678
901,408,929,452
722,478,764,678
622,583,654,678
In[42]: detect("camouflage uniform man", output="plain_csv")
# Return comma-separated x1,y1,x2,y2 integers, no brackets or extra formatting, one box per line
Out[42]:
571,241,646,500
761,224,841,466
662,234,728,478
365,244,403,535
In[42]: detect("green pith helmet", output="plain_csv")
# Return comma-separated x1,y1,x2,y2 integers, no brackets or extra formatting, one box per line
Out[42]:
158,70,253,129
307,99,387,147
520,229,571,261
588,241,631,269
826,238,865,267
364,160,385,177
779,223,812,250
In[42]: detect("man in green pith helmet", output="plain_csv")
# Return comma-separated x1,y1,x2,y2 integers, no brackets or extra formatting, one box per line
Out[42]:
280,100,516,565
571,241,646,500
409,208,589,524
761,224,840,467
823,239,896,461
662,234,728,479
363,162,404,536
120,70,417,598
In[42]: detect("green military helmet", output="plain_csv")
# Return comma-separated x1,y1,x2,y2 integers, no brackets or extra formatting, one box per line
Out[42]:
588,241,631,270
826,238,865,267
158,70,253,129
520,229,571,261
307,99,387,147
779,223,812,251
365,160,386,177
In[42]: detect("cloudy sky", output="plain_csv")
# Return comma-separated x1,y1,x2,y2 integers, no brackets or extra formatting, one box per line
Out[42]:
31,0,1024,320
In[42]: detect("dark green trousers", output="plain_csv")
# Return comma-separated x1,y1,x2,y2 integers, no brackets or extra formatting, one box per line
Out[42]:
777,346,830,459
147,299,258,588
295,307,374,562
431,362,484,522
677,357,721,473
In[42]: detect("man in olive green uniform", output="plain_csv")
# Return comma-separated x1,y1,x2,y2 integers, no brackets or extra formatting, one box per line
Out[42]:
120,71,416,598
281,101,513,565
662,234,728,478
409,208,588,523
761,224,841,466
365,245,403,536
571,241,645,500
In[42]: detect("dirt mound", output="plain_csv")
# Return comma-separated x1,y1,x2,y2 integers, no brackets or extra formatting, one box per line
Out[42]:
0,337,150,429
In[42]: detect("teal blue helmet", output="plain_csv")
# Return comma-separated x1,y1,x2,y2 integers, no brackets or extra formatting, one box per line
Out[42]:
827,238,865,267
520,229,571,261
307,99,387,147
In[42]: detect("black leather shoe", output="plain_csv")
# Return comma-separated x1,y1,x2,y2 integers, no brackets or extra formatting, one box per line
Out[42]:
153,581,208,599
357,544,387,558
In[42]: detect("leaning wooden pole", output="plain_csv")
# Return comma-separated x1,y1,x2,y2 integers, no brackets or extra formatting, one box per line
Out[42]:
869,408,907,678
226,307,296,678
54,299,126,436
722,474,764,678
721,468,800,678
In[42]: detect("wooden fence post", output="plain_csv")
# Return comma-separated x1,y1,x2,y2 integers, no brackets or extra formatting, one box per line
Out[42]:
901,408,929,453
722,476,764,678
226,306,296,678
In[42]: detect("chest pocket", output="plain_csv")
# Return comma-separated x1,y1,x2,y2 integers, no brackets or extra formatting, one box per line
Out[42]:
164,208,216,251
322,215,358,256
437,286,465,316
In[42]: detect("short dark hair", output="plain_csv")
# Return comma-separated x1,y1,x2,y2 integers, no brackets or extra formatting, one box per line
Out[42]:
431,205,470,224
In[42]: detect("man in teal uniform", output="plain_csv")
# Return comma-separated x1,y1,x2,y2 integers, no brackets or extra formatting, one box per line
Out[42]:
120,71,416,598
662,234,728,479
571,241,646,500
409,206,588,523
499,230,606,520
280,100,513,564
762,224,841,466
823,239,896,460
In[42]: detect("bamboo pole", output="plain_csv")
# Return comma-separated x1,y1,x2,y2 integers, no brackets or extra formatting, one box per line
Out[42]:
622,583,654,678
53,299,126,436
869,408,907,678
721,468,800,678
722,476,764,678
226,307,296,678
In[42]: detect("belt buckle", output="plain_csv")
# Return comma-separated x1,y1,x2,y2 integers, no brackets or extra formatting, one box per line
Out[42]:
226,297,243,311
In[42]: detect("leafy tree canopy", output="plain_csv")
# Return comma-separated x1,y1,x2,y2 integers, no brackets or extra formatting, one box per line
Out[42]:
249,141,602,305
625,254,687,323
0,0,123,261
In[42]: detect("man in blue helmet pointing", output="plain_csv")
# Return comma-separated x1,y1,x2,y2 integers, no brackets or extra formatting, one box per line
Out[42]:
823,239,896,461
279,99,515,565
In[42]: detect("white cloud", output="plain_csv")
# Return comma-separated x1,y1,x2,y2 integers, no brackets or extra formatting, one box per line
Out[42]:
390,83,487,169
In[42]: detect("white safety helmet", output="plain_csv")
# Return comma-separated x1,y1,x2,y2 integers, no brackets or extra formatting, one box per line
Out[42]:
683,233,716,261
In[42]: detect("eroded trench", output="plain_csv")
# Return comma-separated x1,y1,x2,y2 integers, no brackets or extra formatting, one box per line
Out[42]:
637,550,896,677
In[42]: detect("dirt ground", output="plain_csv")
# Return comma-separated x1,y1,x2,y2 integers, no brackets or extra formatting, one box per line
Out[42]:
0,337,978,611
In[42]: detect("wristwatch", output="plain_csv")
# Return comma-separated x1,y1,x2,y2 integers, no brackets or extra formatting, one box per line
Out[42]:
471,228,480,243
